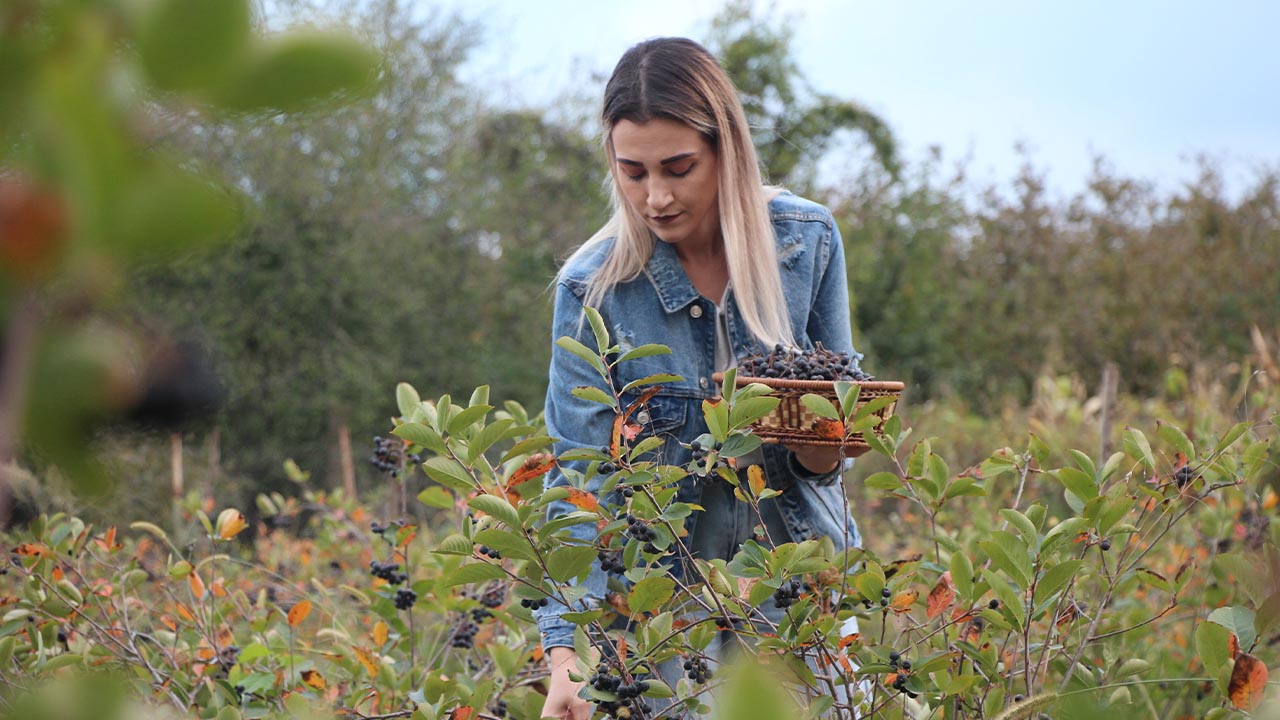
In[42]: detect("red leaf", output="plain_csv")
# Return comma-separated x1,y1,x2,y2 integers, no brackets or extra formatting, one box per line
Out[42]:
1229,653,1268,711
507,453,555,489
927,571,956,620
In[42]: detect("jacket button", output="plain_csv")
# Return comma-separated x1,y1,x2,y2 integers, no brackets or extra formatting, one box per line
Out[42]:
699,377,709,389
689,305,703,319
636,410,651,424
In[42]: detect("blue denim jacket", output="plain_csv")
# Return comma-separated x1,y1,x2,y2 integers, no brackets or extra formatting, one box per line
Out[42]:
535,191,864,649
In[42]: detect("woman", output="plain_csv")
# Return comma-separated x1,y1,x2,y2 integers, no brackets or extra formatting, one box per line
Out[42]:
536,37,864,720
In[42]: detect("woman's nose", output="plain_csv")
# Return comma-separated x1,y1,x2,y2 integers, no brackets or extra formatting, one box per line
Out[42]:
646,179,673,211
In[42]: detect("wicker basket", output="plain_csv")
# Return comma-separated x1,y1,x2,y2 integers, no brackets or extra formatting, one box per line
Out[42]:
712,372,905,456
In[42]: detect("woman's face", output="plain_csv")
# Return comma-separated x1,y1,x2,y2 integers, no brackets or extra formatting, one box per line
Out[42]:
610,117,720,250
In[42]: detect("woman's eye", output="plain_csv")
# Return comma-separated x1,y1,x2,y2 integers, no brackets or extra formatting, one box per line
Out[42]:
668,162,694,177
622,170,645,183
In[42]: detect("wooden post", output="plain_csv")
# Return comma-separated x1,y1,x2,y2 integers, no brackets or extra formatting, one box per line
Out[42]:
1098,362,1119,459
338,418,356,500
170,432,184,536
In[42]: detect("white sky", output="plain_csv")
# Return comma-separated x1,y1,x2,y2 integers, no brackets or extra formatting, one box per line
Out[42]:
434,0,1280,199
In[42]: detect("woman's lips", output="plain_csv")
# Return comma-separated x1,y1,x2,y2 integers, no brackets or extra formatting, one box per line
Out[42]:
651,212,682,225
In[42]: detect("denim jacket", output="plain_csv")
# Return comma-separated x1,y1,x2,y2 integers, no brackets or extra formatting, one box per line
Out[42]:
535,191,864,649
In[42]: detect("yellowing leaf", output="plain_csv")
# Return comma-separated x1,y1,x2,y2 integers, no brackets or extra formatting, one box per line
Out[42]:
1229,653,1268,711
565,488,599,512
216,509,249,540
188,571,206,599
748,465,766,496
352,646,379,677
287,599,311,628
372,620,388,646
927,571,956,620
889,589,919,613
300,669,326,690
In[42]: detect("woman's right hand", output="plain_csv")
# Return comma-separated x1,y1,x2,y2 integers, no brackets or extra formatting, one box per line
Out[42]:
542,646,592,720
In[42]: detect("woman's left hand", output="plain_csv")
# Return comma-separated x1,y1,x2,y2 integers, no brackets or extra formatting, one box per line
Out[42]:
786,444,842,475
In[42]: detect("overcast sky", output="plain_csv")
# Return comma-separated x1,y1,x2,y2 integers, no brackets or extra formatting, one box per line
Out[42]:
435,0,1280,199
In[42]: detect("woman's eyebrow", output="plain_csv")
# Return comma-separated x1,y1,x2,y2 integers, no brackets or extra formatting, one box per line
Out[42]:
615,151,698,166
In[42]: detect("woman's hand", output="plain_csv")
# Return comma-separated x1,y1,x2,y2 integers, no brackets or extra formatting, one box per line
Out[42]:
541,646,592,720
786,444,842,475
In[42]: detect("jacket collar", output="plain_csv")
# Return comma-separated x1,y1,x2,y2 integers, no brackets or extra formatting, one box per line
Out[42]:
642,238,702,314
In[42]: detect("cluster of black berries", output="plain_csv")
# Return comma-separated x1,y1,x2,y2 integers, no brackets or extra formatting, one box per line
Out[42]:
887,650,917,697
773,579,803,609
470,607,492,623
489,700,507,718
738,342,872,381
688,440,719,462
865,587,891,608
598,461,618,475
520,596,550,610
590,666,651,717
476,545,502,560
1175,465,1196,488
369,436,407,475
625,515,660,554
683,656,711,684
451,618,477,648
370,560,408,585
479,583,506,608
598,549,625,574
394,587,417,611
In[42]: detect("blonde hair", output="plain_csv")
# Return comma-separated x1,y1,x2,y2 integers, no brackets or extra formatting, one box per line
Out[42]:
563,38,794,348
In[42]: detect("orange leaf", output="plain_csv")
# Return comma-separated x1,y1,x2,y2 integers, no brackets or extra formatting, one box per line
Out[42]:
352,646,379,677
1228,633,1240,660
811,417,845,440
52,566,64,581
565,488,599,512
373,620,389,646
300,669,326,691
507,453,555,489
927,571,955,620
216,509,248,540
605,591,633,619
176,604,195,622
748,465,766,496
288,600,312,628
188,571,206,599
624,386,663,419
838,633,860,650
889,589,919,613
449,708,475,720
1229,653,1268,711
12,543,50,557
1055,602,1079,629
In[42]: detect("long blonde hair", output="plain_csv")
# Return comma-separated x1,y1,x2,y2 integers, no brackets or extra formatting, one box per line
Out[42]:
563,38,794,347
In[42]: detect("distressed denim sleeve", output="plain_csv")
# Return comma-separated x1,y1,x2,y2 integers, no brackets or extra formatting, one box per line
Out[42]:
533,282,614,649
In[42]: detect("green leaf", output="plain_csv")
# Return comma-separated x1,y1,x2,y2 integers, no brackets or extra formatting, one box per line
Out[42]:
394,423,446,454
468,494,521,529
584,306,611,362
422,457,476,492
617,344,672,363
468,418,516,464
1055,467,1098,501
704,399,729,440
720,433,763,458
1121,427,1155,470
500,435,557,464
628,577,675,614
951,551,974,602
213,32,380,113
473,528,537,562
1255,591,1280,637
547,546,597,583
834,381,860,416
853,395,897,421
999,509,1038,547
396,383,422,419
800,393,839,420
1195,620,1232,677
1068,450,1096,479
729,396,781,429
945,476,987,499
1041,517,1089,555
1156,422,1195,459
442,562,507,588
571,386,617,408
555,336,608,378
448,404,493,435
1033,560,1082,606
434,534,473,556
1207,606,1257,651
621,373,682,394
863,472,902,491
1213,422,1250,454
979,531,1032,590
137,0,251,92
561,610,604,626
990,578,1025,631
